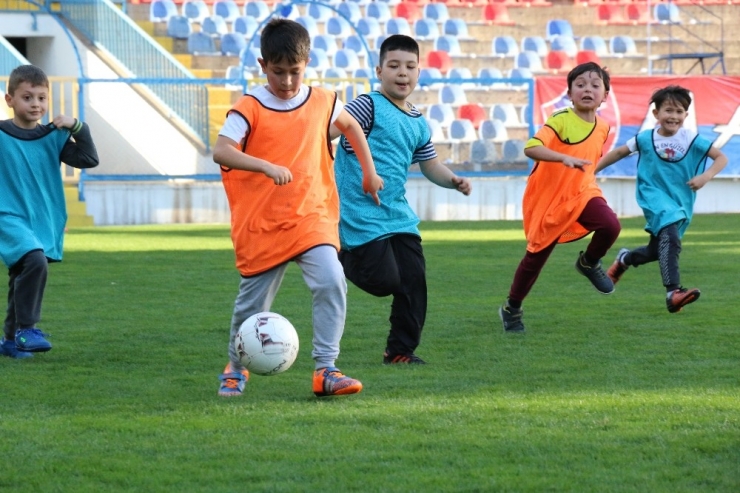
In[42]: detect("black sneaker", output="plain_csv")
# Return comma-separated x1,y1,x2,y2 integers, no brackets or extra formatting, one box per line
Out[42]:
498,304,525,333
383,351,426,364
575,251,615,294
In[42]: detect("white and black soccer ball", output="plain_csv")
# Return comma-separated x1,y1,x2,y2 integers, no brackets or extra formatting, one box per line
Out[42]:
235,312,299,376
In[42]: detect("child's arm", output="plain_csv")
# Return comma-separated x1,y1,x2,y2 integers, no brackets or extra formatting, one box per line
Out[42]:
334,109,384,205
688,147,728,191
212,136,292,185
524,144,591,169
418,157,472,196
54,115,99,169
596,145,631,173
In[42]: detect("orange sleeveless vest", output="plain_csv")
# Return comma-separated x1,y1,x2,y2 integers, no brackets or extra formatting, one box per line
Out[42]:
221,87,339,276
522,116,610,253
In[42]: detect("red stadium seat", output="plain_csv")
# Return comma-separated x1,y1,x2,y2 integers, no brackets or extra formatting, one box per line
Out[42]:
576,50,602,65
482,4,515,26
546,50,574,72
626,4,652,24
395,2,422,23
426,50,452,74
458,104,487,129
597,4,627,24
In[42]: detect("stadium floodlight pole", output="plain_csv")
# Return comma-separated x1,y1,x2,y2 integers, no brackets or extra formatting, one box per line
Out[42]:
647,0,652,75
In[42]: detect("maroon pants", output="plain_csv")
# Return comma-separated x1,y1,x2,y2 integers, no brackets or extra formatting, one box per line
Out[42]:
508,197,621,304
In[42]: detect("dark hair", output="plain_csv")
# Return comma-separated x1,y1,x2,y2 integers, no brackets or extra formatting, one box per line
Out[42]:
650,85,691,111
567,62,610,92
8,64,48,95
260,18,310,65
378,34,419,67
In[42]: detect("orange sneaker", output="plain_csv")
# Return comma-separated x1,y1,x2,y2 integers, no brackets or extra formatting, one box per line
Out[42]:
607,248,630,284
218,363,250,397
312,367,362,397
666,287,701,313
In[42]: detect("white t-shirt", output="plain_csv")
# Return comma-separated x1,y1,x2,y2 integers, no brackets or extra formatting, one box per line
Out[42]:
626,127,697,162
218,85,344,142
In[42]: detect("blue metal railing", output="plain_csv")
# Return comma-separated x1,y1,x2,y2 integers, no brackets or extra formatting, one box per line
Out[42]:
0,36,30,76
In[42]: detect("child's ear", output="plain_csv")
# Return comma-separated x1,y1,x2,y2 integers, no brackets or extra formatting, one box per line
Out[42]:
4,93,11,107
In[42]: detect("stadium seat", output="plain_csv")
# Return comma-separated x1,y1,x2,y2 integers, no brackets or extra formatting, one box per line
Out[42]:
353,67,375,80
515,51,543,71
419,67,444,88
502,139,527,163
244,1,270,21
326,17,352,38
492,36,519,57
343,35,367,56
575,50,601,65
520,104,530,125
471,140,498,165
357,18,382,39
458,103,486,129
333,49,361,72
150,0,178,23
338,1,362,24
307,2,333,22
240,46,261,69
187,32,217,55
224,64,252,91
428,103,456,128
183,0,209,24
596,4,626,25
482,4,515,26
655,3,681,23
375,35,389,51
580,35,608,57
344,83,370,101
522,36,548,57
414,19,440,40
478,119,508,142
610,35,638,55
508,67,534,80
448,119,477,142
214,0,240,22
546,50,574,72
166,15,191,39
233,16,258,38
366,2,392,22
314,34,338,57
491,103,521,126
202,16,228,37
426,118,446,142
448,67,474,88
423,3,449,23
426,50,452,74
221,33,246,56
395,2,422,23
443,18,469,38
274,3,299,20
434,35,462,56
439,84,467,105
477,67,503,81
386,17,412,36
295,16,319,38
324,67,348,79
303,67,319,81
626,4,651,24
545,19,573,42
550,35,578,57
308,48,331,72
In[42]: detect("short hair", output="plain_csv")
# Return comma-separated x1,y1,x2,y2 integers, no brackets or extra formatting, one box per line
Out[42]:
567,62,610,93
378,34,419,67
260,18,310,65
8,64,48,95
650,85,691,111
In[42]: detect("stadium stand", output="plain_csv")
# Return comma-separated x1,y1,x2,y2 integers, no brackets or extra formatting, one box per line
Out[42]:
201,16,228,37
213,0,240,22
183,0,209,24
243,0,270,21
150,0,178,23
233,16,258,37
415,19,440,40
448,119,477,142
522,36,548,57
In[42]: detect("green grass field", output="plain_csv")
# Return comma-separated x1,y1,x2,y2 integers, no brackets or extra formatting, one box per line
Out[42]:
1,215,738,492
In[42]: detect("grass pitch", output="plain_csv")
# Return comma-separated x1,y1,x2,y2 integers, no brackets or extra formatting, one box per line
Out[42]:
1,215,738,492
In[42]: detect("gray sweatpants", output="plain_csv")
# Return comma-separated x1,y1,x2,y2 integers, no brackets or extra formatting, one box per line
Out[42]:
228,245,347,371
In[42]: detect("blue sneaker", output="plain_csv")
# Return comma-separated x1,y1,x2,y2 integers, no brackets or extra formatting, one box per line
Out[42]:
218,363,249,397
0,338,33,359
15,328,52,352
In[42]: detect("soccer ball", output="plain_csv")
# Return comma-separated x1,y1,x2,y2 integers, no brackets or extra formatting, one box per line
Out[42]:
235,312,299,376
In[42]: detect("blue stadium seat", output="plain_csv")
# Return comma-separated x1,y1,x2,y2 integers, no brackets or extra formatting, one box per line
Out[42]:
426,118,446,142
448,67,474,89
313,34,338,57
423,3,449,23
183,0,209,24
150,0,177,23
428,103,455,128
307,3,333,22
492,36,519,57
502,139,527,163
479,119,508,142
324,67,348,79
214,0,240,22
333,49,361,71
353,67,375,80
326,17,352,38
443,18,468,38
438,84,467,105
166,15,191,39
515,51,543,71
491,103,522,127
375,34,389,51
414,19,439,40
385,17,411,36
344,82,370,101
550,35,578,57
520,104,530,125
434,35,462,56
202,16,228,37
545,19,574,41
338,1,362,24
295,16,319,37
221,33,246,56
610,35,637,55
471,140,498,165
303,66,319,80
308,48,331,72
508,67,534,80
233,16,258,38
521,36,548,57
419,67,443,88
244,1,270,21
580,35,608,56
448,119,477,142
187,32,217,55
343,35,367,56
477,67,503,80
275,3,299,20
357,18,382,39
240,46,261,69
366,2,392,22
655,3,681,23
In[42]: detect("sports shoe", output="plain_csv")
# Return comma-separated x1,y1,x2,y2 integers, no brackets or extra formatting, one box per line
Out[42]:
666,287,701,313
0,338,33,359
499,304,525,333
383,351,426,364
575,252,615,294
312,367,363,397
15,328,52,352
607,248,630,284
218,364,250,397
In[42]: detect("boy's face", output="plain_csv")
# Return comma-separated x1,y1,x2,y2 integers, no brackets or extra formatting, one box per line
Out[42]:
376,49,419,109
5,81,48,129
567,71,607,113
259,58,307,101
652,99,687,136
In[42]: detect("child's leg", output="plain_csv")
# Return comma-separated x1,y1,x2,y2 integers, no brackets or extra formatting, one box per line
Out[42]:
507,241,557,307
296,246,347,370
386,234,426,356
5,250,48,339
339,238,399,297
577,197,621,263
654,223,682,291
227,265,287,372
624,235,660,267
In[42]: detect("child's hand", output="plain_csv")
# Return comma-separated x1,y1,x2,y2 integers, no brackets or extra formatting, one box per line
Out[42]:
265,164,292,185
363,172,384,206
52,115,76,129
563,157,591,170
687,174,710,191
452,176,472,196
